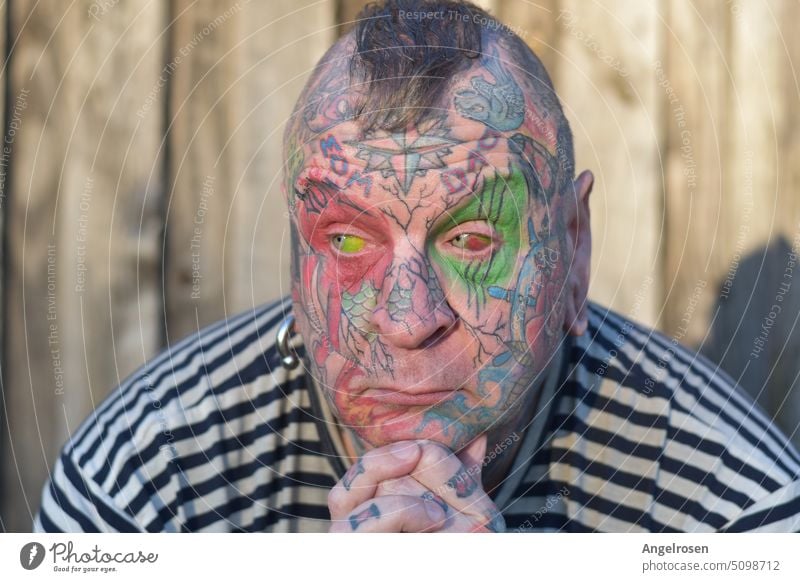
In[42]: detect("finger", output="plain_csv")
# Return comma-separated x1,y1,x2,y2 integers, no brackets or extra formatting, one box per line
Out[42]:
329,495,447,533
375,475,428,498
375,476,452,527
371,477,503,533
475,508,506,533
410,439,495,516
328,441,421,519
456,433,488,479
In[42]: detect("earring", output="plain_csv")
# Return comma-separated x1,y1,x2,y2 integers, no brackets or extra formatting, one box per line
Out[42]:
276,313,300,370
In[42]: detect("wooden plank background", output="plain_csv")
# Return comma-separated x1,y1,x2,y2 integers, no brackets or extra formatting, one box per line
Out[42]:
1,0,798,531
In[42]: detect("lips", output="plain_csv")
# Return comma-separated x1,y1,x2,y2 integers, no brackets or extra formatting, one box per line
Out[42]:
362,388,457,407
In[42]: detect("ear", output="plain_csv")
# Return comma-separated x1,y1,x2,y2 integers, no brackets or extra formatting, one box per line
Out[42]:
562,170,593,336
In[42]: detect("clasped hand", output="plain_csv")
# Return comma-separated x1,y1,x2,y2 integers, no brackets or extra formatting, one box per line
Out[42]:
328,434,505,532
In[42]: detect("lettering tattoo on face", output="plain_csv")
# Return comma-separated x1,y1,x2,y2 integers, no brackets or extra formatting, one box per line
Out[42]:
349,503,381,531
286,37,569,453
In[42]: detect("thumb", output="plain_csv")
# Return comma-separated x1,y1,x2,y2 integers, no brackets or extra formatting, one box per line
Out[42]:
456,433,488,478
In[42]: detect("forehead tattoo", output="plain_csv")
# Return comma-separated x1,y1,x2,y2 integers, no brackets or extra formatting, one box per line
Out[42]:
351,118,459,196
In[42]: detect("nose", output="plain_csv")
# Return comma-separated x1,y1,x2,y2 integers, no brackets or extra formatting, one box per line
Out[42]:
370,248,456,350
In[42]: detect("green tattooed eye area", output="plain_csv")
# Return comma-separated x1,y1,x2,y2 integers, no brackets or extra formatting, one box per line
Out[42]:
331,234,365,254
450,233,493,252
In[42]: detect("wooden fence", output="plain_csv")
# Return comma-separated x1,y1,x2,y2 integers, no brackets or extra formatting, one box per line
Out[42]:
1,0,798,531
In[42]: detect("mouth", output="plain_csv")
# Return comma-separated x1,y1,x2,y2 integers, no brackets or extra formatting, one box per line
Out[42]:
361,388,457,407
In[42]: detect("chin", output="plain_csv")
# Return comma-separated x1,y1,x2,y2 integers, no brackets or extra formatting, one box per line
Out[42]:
353,414,482,453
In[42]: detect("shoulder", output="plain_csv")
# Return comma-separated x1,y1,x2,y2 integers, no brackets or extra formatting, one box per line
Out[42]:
580,302,799,463
36,297,304,532
67,296,295,464
555,301,800,531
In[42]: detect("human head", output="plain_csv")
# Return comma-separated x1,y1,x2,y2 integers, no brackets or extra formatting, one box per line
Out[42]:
282,0,593,452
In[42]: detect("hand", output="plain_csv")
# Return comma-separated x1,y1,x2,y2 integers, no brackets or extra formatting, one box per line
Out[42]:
328,434,505,532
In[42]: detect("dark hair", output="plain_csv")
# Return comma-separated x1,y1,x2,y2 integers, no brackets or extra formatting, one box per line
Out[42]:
350,0,485,131
348,0,575,190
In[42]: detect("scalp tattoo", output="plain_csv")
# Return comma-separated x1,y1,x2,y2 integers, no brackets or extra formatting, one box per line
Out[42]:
454,47,526,131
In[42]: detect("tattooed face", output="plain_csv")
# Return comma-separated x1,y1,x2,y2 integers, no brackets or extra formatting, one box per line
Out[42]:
285,44,576,451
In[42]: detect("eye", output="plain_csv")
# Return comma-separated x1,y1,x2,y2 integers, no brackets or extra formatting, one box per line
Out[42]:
450,232,493,252
331,234,366,254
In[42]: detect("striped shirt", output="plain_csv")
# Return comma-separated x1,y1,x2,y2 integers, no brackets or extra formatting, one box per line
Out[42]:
34,298,800,532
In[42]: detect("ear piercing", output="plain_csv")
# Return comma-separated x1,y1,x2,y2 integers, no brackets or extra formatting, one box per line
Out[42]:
277,313,300,370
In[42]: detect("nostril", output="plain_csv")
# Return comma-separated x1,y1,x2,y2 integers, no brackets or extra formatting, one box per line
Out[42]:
418,319,457,349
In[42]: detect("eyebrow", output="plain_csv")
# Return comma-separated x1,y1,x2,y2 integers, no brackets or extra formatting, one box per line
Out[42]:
296,174,376,218
429,167,523,233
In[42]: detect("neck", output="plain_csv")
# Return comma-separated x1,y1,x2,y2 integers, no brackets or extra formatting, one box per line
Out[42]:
481,387,542,494
485,341,567,492
340,424,368,460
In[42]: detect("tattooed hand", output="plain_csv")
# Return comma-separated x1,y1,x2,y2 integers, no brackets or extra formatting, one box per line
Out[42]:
328,434,505,532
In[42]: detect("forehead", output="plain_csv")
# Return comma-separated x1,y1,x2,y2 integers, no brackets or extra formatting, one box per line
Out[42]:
298,117,513,196
287,49,562,215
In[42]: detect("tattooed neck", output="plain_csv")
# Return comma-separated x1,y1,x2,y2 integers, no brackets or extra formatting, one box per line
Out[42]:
480,348,561,494
339,422,369,461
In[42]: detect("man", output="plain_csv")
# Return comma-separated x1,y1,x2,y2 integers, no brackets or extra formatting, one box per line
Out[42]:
36,0,800,533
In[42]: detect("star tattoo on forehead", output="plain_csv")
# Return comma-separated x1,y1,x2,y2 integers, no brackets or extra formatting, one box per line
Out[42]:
349,119,459,195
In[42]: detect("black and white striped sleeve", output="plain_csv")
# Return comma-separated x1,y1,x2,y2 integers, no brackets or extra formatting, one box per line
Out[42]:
33,449,144,532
